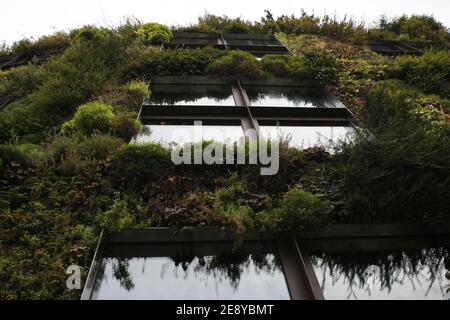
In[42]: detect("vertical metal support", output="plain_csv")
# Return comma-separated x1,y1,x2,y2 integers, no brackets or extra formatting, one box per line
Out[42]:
236,79,260,136
276,235,324,300
232,81,255,137
81,230,105,300
220,33,228,50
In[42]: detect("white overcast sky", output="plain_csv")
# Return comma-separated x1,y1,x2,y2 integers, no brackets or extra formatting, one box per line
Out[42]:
1,0,449,44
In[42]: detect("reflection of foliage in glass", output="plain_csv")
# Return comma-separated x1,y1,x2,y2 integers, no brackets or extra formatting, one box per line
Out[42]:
107,245,283,292
192,253,282,290
311,247,450,299
164,244,283,290
149,86,233,105
246,87,327,107
111,258,135,291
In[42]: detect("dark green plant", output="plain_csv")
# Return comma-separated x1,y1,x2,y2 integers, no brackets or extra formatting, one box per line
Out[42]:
272,188,328,231
336,84,450,221
302,48,340,84
206,50,265,78
389,50,450,97
96,193,135,231
112,143,173,189
0,144,30,167
111,112,141,141
78,134,123,160
376,14,450,42
122,46,225,79
176,14,258,34
70,26,109,42
0,28,126,143
45,135,79,164
260,54,309,78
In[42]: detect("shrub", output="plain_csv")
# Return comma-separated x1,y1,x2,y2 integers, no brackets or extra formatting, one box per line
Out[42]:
260,54,309,78
33,32,70,52
336,84,450,222
64,102,114,135
16,143,44,161
0,64,46,102
259,10,366,40
377,15,450,42
206,50,265,78
122,46,225,79
45,135,79,163
96,196,134,231
0,144,30,167
136,23,173,45
0,29,126,144
367,29,397,40
78,134,123,160
223,20,252,34
96,81,149,112
178,14,258,34
58,148,88,176
389,50,450,97
111,112,141,141
125,80,149,99
260,54,290,77
302,48,340,84
112,143,173,188
70,26,109,42
273,188,328,231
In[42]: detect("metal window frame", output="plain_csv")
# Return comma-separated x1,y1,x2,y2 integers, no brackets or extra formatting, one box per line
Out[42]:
81,222,450,300
163,32,291,56
81,227,324,300
366,39,425,56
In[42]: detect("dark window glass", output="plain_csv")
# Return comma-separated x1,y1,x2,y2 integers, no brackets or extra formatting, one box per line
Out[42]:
173,38,222,45
90,241,290,300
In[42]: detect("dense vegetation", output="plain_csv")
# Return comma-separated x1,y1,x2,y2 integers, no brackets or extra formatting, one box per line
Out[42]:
176,11,450,42
0,12,449,299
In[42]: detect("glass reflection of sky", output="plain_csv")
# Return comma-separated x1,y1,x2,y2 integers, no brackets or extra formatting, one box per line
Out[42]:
259,126,355,149
134,125,245,146
91,254,290,300
246,86,335,108
310,248,450,300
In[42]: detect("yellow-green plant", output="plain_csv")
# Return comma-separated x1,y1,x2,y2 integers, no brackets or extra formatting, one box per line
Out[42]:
136,23,173,45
